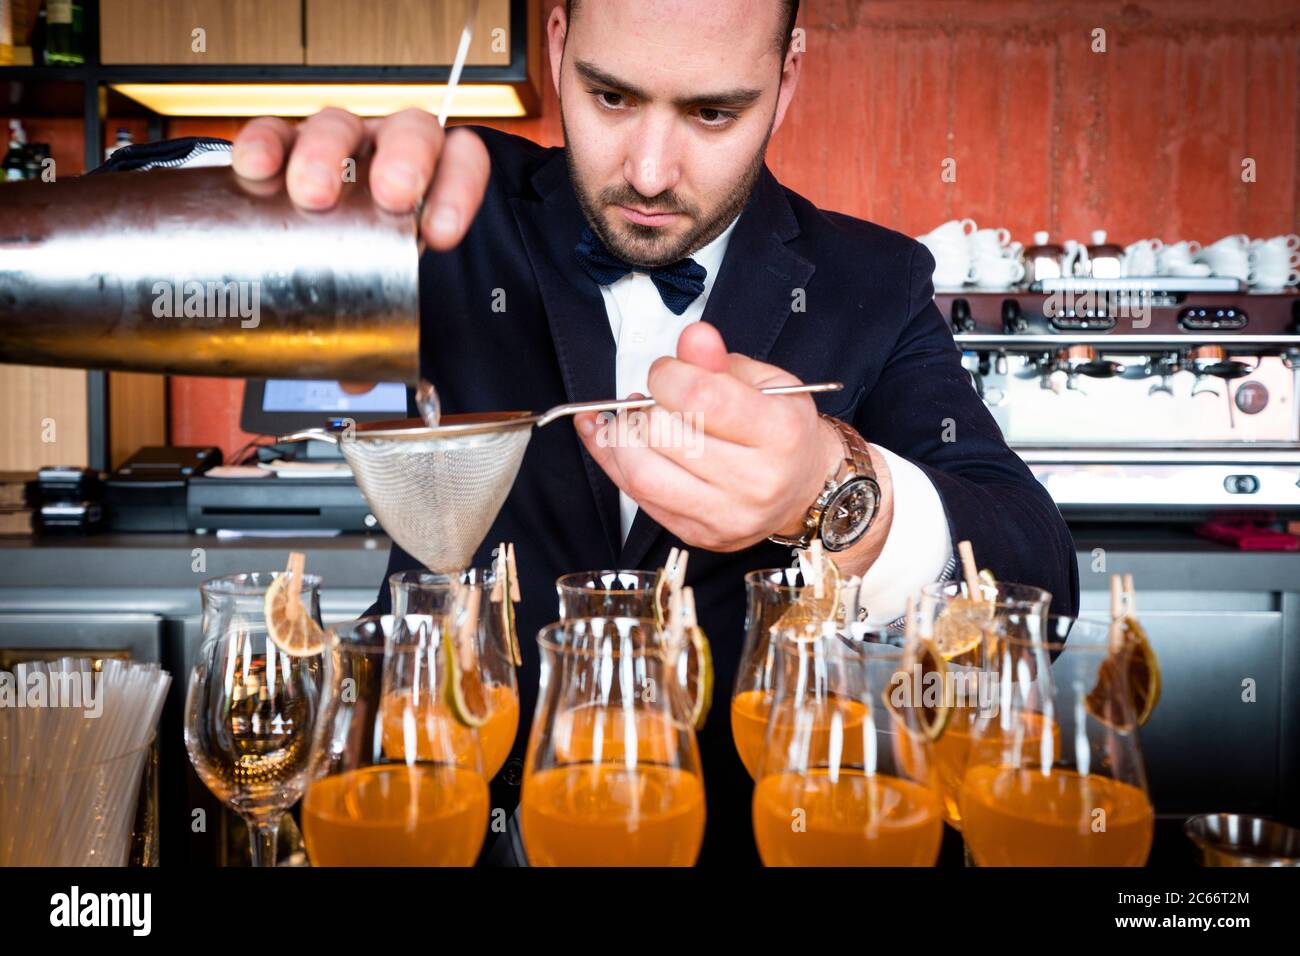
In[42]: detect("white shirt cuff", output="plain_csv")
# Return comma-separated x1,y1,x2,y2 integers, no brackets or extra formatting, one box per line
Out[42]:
857,444,954,624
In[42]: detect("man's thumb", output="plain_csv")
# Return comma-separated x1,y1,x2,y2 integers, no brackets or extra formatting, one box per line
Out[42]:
676,321,729,372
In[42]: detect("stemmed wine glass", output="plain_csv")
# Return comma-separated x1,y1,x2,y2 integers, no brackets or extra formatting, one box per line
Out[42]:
184,572,323,867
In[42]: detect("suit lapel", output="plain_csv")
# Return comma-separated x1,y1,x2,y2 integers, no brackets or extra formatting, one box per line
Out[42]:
509,153,623,563
619,165,817,569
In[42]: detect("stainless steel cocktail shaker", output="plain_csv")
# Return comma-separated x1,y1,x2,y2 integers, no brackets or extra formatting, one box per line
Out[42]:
0,164,420,384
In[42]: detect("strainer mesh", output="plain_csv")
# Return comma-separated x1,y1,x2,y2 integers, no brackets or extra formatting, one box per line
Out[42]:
339,426,533,572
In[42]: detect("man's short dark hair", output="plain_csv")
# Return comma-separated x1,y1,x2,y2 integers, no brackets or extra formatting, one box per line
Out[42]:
564,1,800,57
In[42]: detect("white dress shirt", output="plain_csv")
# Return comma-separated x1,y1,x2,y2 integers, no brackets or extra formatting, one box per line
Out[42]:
595,218,953,624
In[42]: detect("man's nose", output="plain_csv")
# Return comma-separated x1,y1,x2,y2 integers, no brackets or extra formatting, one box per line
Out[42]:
622,115,681,198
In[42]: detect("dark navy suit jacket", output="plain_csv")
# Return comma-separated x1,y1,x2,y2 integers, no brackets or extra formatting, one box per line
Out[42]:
364,125,1080,864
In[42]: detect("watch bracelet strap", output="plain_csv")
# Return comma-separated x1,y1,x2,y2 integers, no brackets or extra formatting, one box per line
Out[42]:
768,415,871,548
822,414,874,481
767,477,835,548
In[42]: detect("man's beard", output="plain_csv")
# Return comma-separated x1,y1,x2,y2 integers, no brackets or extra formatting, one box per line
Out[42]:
562,110,772,269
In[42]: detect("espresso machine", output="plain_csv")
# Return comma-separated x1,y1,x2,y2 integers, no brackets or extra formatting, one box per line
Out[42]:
939,280,1300,521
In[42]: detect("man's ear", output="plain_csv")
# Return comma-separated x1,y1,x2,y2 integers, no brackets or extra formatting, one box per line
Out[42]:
770,46,803,137
547,6,568,100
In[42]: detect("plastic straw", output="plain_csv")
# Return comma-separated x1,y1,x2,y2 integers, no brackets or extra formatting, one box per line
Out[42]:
0,656,170,866
438,0,479,128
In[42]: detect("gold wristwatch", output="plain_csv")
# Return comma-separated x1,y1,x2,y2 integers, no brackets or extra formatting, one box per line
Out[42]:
769,415,881,552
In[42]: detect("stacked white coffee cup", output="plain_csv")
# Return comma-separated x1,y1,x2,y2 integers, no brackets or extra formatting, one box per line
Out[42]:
968,227,1025,288
1152,240,1210,277
1125,238,1212,277
1247,234,1300,289
917,219,1024,288
917,219,978,287
1195,234,1253,282
917,224,1298,288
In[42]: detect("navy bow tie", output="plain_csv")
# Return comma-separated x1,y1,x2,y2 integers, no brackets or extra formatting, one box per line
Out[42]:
574,226,707,315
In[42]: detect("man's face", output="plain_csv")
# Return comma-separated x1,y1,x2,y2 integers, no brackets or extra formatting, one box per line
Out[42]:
551,0,797,268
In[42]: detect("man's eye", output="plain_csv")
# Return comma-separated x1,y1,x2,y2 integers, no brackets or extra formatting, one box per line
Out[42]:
592,90,626,110
696,108,737,128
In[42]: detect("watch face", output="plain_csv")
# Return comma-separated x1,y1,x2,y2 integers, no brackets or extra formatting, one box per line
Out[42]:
821,477,880,552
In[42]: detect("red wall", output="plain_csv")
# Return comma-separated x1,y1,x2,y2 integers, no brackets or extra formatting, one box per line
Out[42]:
770,0,1299,242
167,0,1300,457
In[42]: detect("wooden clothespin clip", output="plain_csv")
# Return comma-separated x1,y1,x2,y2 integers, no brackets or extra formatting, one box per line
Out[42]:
957,540,981,603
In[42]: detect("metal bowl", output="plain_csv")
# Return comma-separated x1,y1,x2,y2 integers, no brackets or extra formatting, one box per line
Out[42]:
1185,814,1300,867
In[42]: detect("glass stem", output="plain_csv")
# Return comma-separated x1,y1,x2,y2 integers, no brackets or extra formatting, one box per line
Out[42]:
248,818,280,868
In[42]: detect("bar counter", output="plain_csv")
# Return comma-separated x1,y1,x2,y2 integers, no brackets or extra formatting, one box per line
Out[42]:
0,526,1296,864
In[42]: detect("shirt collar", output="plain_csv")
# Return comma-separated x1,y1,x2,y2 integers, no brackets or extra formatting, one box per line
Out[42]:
690,216,740,291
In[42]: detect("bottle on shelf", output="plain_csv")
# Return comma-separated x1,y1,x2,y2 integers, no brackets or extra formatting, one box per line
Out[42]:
25,141,49,181
4,119,29,182
106,128,134,162
42,0,82,66
32,1,46,63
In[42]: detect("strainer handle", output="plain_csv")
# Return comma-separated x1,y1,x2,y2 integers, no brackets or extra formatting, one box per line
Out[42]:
277,427,340,445
534,381,844,428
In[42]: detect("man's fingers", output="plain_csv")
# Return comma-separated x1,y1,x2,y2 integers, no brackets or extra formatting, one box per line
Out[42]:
369,108,445,214
231,116,296,181
233,110,487,244
576,412,720,517
726,351,803,390
577,405,795,553
647,357,804,446
284,107,367,210
421,127,491,251
621,404,755,479
574,412,631,488
633,497,731,551
676,321,729,372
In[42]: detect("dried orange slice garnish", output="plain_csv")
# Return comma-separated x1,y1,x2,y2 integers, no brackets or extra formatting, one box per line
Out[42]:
492,542,523,667
894,635,952,742
677,588,714,731
1088,617,1161,729
264,552,324,656
443,585,491,728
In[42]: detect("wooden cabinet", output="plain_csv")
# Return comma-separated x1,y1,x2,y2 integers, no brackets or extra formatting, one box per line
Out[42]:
305,0,512,66
108,372,167,470
100,0,522,68
0,365,89,469
99,0,303,64
0,366,165,471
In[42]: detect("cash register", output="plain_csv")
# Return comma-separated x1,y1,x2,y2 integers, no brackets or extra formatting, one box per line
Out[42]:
184,379,411,533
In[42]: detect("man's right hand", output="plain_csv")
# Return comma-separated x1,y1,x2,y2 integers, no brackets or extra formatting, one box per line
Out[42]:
231,107,490,251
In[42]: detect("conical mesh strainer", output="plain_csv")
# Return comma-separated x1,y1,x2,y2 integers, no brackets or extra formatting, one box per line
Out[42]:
280,383,842,573
281,412,535,573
